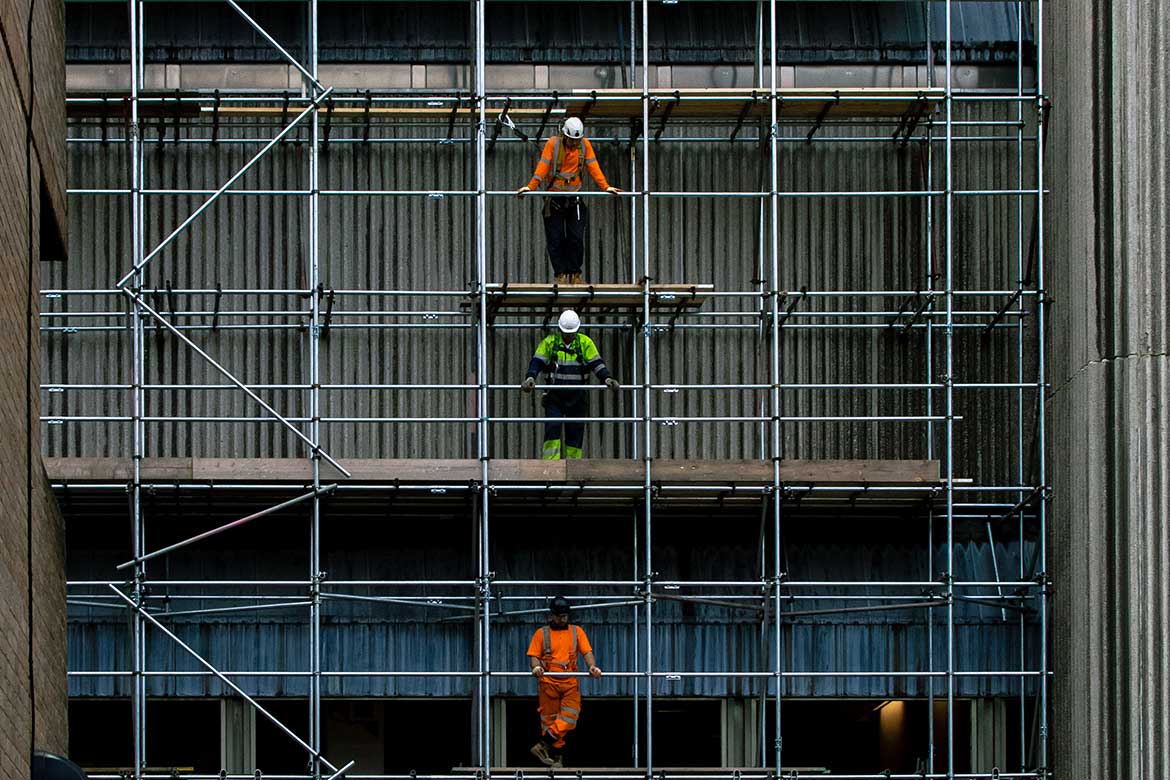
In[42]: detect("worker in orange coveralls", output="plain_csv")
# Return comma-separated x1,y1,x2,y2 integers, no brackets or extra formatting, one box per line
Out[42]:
517,116,621,284
526,596,602,767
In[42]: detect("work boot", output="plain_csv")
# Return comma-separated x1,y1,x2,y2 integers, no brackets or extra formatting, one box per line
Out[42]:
553,274,568,286
570,273,584,285
530,741,556,767
550,753,564,770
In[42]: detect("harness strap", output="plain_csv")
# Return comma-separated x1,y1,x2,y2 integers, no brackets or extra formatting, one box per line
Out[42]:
540,624,580,671
546,135,581,189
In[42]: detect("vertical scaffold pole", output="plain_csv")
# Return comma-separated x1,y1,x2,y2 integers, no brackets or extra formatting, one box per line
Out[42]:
474,0,492,769
639,0,653,770
923,0,936,768
307,0,323,775
1013,0,1027,768
767,0,782,771
943,0,956,776
127,0,146,775
1035,0,1049,769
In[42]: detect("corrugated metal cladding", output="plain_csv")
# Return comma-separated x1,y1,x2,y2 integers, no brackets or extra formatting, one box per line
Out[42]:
47,100,1039,492
64,2,1031,65
1045,0,1170,776
67,511,1039,698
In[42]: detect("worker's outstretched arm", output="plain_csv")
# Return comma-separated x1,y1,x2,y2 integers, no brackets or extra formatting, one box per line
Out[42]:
583,651,602,678
526,336,554,380
582,140,620,194
580,336,611,382
520,137,557,195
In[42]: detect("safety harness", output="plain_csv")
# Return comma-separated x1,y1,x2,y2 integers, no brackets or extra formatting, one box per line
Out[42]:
545,135,582,191
547,335,585,384
540,624,580,672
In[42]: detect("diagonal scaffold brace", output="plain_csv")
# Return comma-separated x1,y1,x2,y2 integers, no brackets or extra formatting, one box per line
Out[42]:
115,86,334,289
115,484,339,571
107,585,356,779
121,290,352,477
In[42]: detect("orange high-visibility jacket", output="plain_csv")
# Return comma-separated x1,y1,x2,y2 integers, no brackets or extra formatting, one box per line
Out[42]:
527,136,610,192
527,624,593,674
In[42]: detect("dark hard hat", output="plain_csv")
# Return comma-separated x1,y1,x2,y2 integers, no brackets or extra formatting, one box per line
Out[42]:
548,596,571,615
32,752,87,780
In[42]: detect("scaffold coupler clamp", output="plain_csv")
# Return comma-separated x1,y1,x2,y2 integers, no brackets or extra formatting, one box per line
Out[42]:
476,572,495,599
636,572,658,602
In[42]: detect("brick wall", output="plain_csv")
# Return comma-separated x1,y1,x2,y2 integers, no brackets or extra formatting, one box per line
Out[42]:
0,0,68,776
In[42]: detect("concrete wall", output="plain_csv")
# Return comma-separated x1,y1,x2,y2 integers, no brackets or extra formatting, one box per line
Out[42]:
0,0,68,775
1045,0,1170,777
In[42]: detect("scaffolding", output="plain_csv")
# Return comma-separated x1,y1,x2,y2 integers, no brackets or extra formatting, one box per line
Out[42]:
49,0,1049,778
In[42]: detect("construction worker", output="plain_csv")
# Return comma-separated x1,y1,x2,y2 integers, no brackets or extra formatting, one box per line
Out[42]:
516,116,621,285
527,596,602,767
522,309,619,459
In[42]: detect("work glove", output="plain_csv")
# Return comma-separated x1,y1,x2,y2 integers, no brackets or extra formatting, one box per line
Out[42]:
605,378,620,391
516,186,531,199
605,186,622,196
522,377,536,393
532,666,545,678
588,665,603,679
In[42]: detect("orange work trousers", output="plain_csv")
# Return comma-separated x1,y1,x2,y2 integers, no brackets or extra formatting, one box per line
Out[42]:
538,678,581,748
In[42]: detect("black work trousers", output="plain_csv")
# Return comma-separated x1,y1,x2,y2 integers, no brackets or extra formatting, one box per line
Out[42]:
543,197,589,276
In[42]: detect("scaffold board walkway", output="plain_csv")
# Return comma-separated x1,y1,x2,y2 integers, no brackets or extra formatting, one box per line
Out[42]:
46,457,940,486
561,87,943,120
484,769,831,776
65,87,943,123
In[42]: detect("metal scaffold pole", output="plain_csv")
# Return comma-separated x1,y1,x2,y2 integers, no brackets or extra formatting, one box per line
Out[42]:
943,0,956,777
474,0,492,768
1035,0,1050,769
766,0,783,771
308,0,324,775
126,0,146,775
639,0,653,770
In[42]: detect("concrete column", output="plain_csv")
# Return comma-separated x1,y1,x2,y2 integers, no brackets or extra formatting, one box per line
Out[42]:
220,700,256,774
492,699,508,768
967,699,1006,774
720,698,760,767
1046,1,1170,778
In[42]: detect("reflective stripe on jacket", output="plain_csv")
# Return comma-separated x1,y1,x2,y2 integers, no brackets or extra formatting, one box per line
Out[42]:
527,136,610,192
526,333,610,385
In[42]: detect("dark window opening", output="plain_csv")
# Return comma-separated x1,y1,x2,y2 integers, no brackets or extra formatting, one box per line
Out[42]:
505,698,721,768
68,700,219,774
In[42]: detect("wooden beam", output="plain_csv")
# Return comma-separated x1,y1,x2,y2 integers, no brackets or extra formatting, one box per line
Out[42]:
46,457,940,487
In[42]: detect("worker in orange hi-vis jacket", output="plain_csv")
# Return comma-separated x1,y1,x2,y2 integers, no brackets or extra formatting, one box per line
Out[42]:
526,596,603,768
517,116,622,285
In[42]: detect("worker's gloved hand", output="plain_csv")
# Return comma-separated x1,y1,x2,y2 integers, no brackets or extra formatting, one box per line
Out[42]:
605,186,622,196
516,186,531,199
532,666,545,678
588,665,603,678
522,377,536,393
605,378,620,391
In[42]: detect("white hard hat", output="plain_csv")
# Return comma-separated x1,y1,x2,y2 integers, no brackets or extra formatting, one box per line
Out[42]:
558,309,581,334
562,117,584,139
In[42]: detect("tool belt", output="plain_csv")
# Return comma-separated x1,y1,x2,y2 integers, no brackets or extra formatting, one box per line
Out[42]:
543,195,583,219
541,390,587,412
